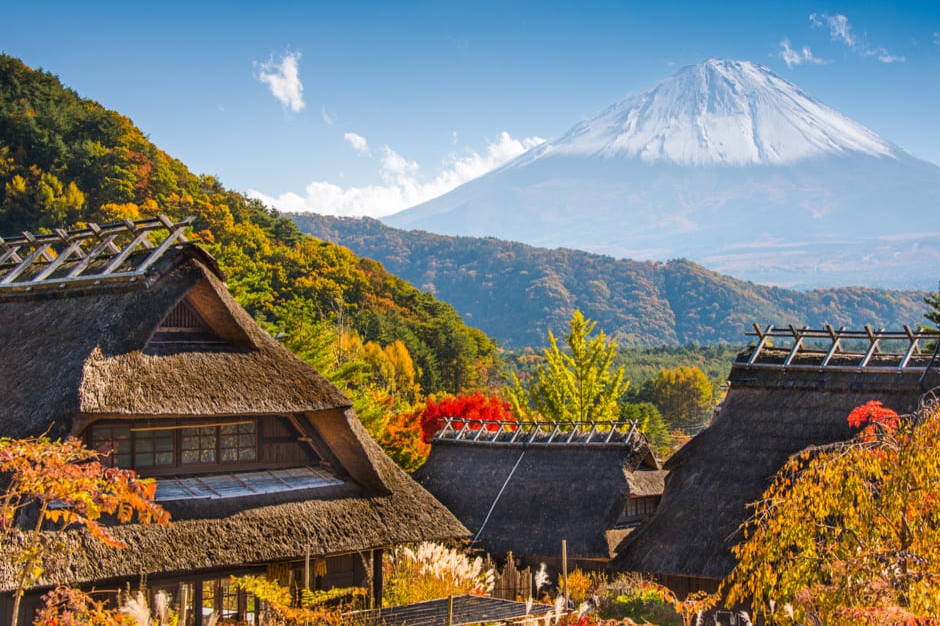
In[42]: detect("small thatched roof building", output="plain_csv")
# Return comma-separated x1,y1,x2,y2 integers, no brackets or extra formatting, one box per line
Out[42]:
414,420,667,570
613,325,940,596
0,217,468,624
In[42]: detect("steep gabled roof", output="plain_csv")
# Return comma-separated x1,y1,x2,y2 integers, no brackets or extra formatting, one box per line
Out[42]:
0,218,351,439
613,325,940,580
414,420,666,561
0,217,470,588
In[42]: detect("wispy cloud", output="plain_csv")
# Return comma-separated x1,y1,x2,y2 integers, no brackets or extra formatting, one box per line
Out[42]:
255,52,305,112
809,13,905,63
934,32,940,46
321,106,336,125
344,132,371,156
778,39,826,67
248,131,545,218
810,13,856,46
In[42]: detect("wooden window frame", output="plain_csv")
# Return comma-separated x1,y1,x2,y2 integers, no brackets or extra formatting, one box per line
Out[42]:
88,418,260,475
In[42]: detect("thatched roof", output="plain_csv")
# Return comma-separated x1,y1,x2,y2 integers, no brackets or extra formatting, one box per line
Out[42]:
0,411,469,591
613,342,940,580
413,423,666,562
0,243,354,439
0,222,469,590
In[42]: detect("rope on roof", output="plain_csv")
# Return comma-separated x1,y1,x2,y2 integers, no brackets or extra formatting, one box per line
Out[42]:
0,215,194,291
471,449,525,547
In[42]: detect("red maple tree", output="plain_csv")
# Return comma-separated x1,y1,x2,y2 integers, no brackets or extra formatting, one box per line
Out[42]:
419,392,517,443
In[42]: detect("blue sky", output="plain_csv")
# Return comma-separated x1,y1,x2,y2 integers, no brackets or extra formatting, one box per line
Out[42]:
3,1,939,218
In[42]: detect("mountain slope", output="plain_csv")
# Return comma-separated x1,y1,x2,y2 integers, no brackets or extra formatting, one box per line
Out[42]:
384,59,940,290
293,213,928,348
0,53,500,393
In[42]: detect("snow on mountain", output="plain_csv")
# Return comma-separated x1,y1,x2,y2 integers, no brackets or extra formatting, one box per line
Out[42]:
521,59,899,166
384,59,940,290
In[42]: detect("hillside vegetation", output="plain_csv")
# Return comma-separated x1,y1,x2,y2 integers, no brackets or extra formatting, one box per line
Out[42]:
0,54,499,395
293,213,929,348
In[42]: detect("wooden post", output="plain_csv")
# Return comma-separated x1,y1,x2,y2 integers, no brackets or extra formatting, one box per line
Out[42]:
372,548,384,609
304,545,310,590
447,595,454,626
562,539,569,625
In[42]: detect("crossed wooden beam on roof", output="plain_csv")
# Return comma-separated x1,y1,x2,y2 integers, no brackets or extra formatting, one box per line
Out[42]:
433,418,641,447
743,323,940,374
0,215,193,291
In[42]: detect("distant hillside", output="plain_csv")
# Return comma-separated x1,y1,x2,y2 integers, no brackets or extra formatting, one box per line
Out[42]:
0,54,500,393
293,213,929,348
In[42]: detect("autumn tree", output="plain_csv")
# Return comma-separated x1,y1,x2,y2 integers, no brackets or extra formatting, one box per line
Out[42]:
0,436,169,626
647,366,713,429
506,311,628,422
418,392,517,443
723,400,940,623
621,401,669,457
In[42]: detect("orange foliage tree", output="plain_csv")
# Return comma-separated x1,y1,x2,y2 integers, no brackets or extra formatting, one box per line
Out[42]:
0,436,169,626
418,392,517,443
723,399,940,623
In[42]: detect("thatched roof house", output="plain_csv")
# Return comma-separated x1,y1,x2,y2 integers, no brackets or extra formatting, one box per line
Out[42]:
613,325,940,596
0,217,468,623
414,420,667,570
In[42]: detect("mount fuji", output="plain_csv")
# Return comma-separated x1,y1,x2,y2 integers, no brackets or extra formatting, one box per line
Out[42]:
384,59,940,289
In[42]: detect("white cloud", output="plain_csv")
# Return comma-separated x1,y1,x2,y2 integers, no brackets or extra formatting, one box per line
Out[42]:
779,39,825,67
321,106,336,125
344,132,371,156
255,52,305,112
809,13,904,64
248,131,545,218
934,32,940,46
811,13,856,46
866,48,905,63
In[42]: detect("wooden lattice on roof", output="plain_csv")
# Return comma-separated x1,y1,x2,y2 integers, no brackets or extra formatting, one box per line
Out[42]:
0,215,193,291
432,418,643,448
743,323,940,375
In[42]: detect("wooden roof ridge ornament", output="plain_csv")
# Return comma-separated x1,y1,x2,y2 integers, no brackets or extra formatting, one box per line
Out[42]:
0,215,194,291
432,418,642,449
743,323,940,376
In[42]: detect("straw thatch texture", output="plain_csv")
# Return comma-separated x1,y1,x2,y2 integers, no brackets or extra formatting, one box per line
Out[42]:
414,442,666,561
0,410,468,591
0,242,470,590
613,353,936,581
0,246,351,439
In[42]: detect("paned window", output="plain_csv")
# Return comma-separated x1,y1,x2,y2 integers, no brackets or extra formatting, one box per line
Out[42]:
90,425,131,467
89,420,258,472
220,422,257,462
618,495,662,526
182,426,218,464
134,429,175,467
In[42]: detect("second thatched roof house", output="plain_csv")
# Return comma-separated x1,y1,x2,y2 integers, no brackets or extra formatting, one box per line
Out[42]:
0,216,468,624
613,324,940,597
414,419,667,571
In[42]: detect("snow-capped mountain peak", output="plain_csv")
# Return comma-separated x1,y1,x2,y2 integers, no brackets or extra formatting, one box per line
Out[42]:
385,58,940,289
533,59,898,166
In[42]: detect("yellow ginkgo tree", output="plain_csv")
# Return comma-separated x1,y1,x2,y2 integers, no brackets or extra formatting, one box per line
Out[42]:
724,399,940,624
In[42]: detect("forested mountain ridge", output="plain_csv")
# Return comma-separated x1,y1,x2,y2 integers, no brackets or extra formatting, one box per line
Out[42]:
292,213,929,348
0,54,499,394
